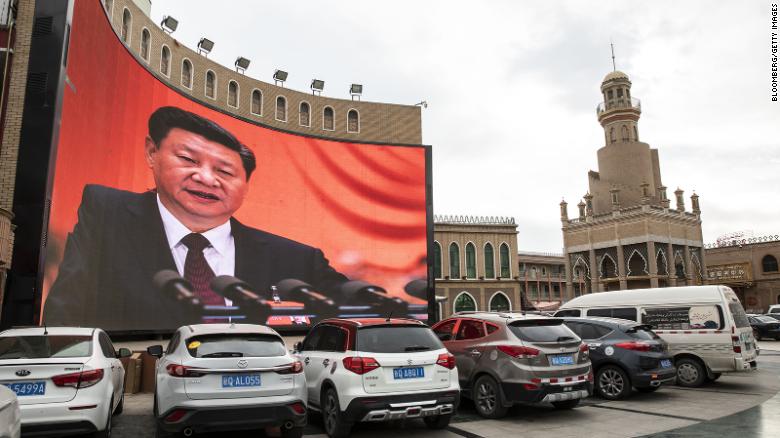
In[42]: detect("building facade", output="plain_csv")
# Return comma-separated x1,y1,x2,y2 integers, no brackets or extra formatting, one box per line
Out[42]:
560,70,705,299
705,235,780,313
433,215,532,319
518,252,566,310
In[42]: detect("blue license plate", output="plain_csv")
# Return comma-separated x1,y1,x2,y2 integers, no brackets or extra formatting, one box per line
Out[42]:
550,355,574,366
393,367,424,379
221,374,261,388
4,381,46,396
661,359,673,368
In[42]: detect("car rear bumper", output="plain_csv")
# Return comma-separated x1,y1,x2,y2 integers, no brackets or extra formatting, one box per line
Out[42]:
157,401,307,434
344,390,460,423
21,421,96,437
17,400,106,436
633,368,678,388
500,381,591,404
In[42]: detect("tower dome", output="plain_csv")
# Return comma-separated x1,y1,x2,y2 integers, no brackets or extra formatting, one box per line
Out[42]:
602,70,630,83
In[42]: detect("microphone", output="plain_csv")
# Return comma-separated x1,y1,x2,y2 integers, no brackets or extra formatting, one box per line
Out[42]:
210,275,273,309
153,270,201,308
403,279,428,300
275,279,337,308
339,280,406,309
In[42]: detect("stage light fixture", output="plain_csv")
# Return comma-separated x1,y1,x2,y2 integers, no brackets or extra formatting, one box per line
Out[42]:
311,79,325,95
160,16,178,33
350,84,363,100
235,57,251,73
273,69,288,86
197,38,214,56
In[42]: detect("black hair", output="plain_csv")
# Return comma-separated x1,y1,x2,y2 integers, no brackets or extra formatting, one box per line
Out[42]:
148,106,256,179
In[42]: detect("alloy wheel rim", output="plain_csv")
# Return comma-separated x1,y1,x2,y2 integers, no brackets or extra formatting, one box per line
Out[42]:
325,393,337,433
678,363,698,383
476,382,496,413
599,369,624,397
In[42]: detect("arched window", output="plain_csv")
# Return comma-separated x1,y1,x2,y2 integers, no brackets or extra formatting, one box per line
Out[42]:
633,126,638,141
454,292,477,313
323,106,335,130
499,243,511,278
140,28,150,61
121,9,131,43
433,242,442,279
276,96,287,122
228,81,238,108
181,59,192,89
489,292,511,312
299,102,310,126
621,125,629,141
484,243,495,279
600,255,617,278
763,255,779,273
251,90,262,115
465,243,476,279
347,109,359,133
656,249,668,275
609,127,616,143
449,243,460,278
674,252,686,279
205,70,216,99
627,250,647,276
160,45,170,77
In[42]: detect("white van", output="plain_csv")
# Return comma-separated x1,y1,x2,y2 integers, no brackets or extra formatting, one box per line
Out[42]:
554,285,757,387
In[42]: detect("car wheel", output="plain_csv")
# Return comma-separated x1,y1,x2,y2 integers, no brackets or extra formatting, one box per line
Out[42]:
473,375,508,419
281,426,305,438
753,329,762,341
635,386,660,393
114,390,124,415
596,365,631,400
93,397,113,438
322,387,352,438
676,358,706,387
551,399,580,409
423,413,453,429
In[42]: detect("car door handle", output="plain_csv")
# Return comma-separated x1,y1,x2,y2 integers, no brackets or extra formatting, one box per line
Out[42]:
322,359,330,366
304,357,310,365
470,349,481,356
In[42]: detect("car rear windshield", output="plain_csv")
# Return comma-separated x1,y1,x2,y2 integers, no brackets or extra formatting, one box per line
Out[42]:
0,335,92,359
186,334,286,358
508,320,578,343
756,316,778,324
625,325,661,341
356,326,443,353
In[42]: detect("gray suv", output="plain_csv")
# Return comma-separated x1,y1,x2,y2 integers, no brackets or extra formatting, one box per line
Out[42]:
432,312,592,418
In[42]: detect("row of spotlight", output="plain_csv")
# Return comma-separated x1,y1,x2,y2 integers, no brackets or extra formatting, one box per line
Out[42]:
161,16,363,99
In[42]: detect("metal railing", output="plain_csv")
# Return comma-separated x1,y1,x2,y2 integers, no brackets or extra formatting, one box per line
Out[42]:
596,97,641,115
704,234,780,249
434,214,516,225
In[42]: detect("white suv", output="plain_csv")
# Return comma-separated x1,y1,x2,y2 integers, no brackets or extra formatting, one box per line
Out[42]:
148,323,307,438
0,327,129,437
294,318,460,438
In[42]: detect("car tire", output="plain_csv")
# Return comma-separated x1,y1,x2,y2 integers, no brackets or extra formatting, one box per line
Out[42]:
473,375,508,419
595,365,632,400
423,413,453,429
551,399,580,409
114,391,124,416
635,386,660,393
676,358,706,387
322,387,352,438
281,426,305,438
93,397,113,438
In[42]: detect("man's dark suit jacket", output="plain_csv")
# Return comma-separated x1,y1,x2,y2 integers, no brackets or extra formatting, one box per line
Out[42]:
43,185,348,331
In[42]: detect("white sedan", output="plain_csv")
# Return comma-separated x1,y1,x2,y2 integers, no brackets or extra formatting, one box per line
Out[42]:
0,327,130,437
0,384,20,438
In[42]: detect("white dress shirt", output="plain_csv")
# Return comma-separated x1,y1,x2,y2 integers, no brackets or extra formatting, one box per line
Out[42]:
157,195,234,305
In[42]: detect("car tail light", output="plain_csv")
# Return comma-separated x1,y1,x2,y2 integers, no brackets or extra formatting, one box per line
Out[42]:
731,335,742,353
288,402,306,415
523,383,539,390
436,353,456,369
164,409,188,423
276,361,304,374
342,357,380,375
497,345,539,358
579,343,589,353
52,369,104,389
615,342,652,352
166,364,206,378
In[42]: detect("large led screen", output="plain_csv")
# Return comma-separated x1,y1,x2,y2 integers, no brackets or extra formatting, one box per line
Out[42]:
40,0,429,331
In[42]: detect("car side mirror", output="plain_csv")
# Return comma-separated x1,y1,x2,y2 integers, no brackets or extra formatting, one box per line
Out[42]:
293,341,303,352
147,345,164,358
437,333,452,342
116,347,132,358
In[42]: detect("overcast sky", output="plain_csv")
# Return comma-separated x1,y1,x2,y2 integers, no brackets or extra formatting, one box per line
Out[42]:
150,0,780,252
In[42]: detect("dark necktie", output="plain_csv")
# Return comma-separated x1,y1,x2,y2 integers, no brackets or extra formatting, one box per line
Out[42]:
181,233,223,306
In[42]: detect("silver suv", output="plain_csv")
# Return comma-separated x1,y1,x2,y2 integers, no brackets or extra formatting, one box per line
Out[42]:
432,312,592,418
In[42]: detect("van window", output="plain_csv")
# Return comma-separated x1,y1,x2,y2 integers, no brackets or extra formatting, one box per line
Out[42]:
586,307,637,321
554,309,581,317
728,301,750,328
642,306,723,330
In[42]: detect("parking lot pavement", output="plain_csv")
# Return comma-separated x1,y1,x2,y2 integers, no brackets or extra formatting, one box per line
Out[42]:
108,350,780,438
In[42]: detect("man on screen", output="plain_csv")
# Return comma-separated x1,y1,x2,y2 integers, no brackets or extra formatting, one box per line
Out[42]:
43,106,348,329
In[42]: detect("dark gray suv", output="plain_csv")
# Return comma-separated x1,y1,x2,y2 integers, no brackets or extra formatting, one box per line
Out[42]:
561,317,676,400
432,312,592,418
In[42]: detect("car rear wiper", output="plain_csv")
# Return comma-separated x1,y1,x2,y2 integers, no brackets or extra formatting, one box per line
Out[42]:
404,345,432,352
201,352,243,358
556,336,575,342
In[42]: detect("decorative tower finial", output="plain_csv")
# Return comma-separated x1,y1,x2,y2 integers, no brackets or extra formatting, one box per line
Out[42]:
560,198,569,223
675,188,685,212
610,40,616,71
577,200,586,220
691,191,701,215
